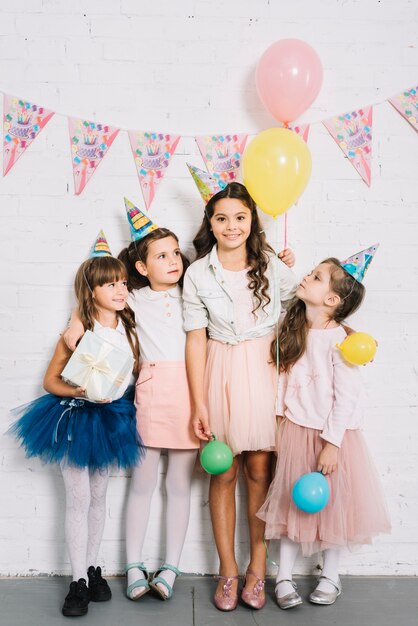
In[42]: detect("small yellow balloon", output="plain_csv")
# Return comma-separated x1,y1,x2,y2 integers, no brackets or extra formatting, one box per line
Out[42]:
242,127,312,217
336,332,377,366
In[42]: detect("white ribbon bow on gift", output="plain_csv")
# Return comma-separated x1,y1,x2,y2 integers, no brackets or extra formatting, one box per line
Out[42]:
74,346,113,400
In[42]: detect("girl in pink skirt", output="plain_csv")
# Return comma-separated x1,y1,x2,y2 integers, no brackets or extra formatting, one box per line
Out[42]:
65,206,200,602
183,182,297,611
257,250,391,610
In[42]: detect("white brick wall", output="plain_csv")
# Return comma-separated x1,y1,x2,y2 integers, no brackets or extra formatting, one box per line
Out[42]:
0,0,417,576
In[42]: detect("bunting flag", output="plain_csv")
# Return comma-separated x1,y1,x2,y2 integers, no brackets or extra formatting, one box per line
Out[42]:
128,131,180,210
323,106,373,186
68,117,119,195
195,134,248,184
3,94,55,176
389,86,418,133
290,123,310,143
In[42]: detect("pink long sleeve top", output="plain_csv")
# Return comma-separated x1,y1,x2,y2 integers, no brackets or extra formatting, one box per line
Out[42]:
277,325,363,448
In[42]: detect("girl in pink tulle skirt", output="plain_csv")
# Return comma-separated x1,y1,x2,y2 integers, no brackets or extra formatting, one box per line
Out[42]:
258,253,391,609
183,182,297,611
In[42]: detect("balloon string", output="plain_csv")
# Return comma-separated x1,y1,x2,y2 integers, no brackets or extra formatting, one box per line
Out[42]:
264,537,279,568
284,212,287,250
275,217,280,420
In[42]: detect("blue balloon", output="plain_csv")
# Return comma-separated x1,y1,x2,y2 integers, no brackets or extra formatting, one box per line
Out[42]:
292,472,330,513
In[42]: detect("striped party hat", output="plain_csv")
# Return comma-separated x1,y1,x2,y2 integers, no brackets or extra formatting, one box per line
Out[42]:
340,243,379,283
187,163,227,204
90,229,112,257
124,197,158,241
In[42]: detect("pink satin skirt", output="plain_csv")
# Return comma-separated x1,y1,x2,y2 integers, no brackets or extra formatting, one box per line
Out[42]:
135,361,199,449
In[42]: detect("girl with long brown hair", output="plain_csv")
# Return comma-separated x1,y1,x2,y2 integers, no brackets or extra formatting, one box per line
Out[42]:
258,253,391,610
65,209,200,603
183,182,297,611
9,235,142,617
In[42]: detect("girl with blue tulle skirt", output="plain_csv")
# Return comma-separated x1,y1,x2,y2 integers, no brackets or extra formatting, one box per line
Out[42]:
9,246,143,617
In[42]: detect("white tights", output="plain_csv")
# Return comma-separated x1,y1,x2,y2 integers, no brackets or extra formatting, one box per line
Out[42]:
61,463,110,581
276,536,341,596
126,447,197,596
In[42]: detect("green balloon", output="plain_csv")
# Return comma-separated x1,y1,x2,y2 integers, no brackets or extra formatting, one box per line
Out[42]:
200,436,233,475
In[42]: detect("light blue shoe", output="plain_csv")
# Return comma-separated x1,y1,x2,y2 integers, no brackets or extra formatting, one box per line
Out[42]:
149,563,181,600
125,562,150,600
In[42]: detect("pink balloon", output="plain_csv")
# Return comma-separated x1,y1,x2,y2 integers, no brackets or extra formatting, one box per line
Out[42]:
256,39,323,124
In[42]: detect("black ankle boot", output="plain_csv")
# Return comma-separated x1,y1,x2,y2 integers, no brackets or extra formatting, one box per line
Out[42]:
62,578,90,617
87,565,112,602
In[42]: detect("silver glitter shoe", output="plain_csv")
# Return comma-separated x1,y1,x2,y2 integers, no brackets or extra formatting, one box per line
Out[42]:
275,579,303,610
309,575,342,605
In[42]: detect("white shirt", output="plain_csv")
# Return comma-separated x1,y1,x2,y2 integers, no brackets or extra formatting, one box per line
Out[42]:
128,285,186,362
277,326,363,447
182,245,297,345
93,319,134,400
223,268,256,334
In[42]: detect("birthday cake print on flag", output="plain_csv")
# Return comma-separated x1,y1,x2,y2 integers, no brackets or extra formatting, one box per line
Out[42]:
128,131,180,210
195,134,248,184
323,106,373,186
68,117,119,195
3,94,55,176
389,86,418,132
290,124,310,144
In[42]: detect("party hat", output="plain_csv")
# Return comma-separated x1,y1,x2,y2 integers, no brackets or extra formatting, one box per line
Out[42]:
340,243,379,283
90,230,112,257
187,163,227,204
124,197,158,241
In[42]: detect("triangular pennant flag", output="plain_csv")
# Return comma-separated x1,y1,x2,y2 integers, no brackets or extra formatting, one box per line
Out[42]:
3,94,55,176
388,86,418,132
68,117,119,195
341,243,379,283
187,163,227,204
195,134,248,184
128,131,180,210
90,229,112,257
290,123,310,144
323,106,373,186
124,197,158,241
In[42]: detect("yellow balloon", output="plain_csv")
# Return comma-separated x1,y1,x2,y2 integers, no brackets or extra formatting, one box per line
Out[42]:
242,127,312,217
336,332,377,366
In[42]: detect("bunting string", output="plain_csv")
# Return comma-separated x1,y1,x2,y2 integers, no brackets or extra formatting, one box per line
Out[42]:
1,85,417,197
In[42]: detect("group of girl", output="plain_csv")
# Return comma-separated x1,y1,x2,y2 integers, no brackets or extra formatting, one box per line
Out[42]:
10,180,390,617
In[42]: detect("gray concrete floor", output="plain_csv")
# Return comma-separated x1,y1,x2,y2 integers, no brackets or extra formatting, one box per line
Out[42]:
0,576,417,626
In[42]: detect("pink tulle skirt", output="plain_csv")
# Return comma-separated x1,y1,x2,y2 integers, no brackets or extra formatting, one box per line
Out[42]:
257,419,391,556
205,334,277,456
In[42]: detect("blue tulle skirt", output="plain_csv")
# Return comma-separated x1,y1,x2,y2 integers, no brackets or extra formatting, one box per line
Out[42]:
9,387,144,471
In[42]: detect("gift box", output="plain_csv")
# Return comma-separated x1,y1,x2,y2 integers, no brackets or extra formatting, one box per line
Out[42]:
61,330,134,401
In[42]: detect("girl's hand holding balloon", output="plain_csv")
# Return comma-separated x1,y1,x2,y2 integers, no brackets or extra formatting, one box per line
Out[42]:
192,405,212,441
317,442,338,475
278,248,295,268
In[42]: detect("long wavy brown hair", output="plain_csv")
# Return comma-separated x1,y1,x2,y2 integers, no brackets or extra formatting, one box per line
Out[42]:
118,228,189,292
74,256,140,373
271,257,366,372
193,182,274,312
